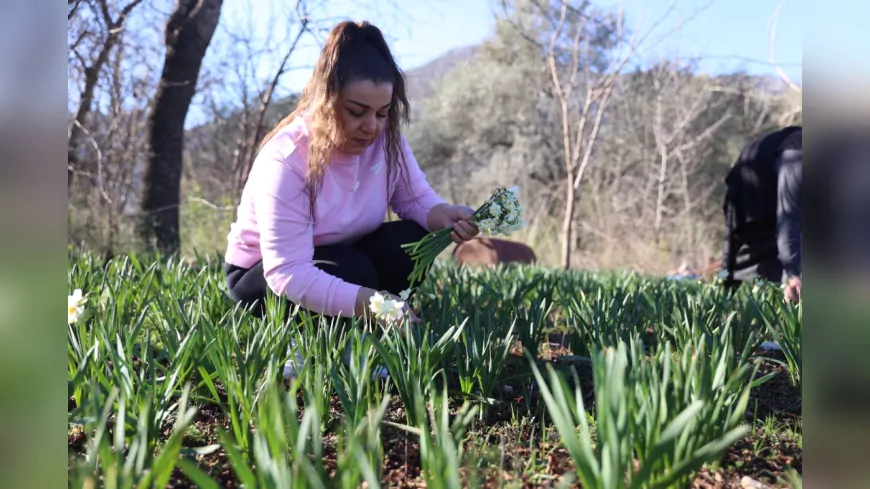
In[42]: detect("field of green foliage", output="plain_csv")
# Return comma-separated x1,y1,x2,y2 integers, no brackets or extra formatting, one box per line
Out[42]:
67,253,802,488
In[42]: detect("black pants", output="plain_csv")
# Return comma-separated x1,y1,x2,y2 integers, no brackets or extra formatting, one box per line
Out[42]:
225,220,429,318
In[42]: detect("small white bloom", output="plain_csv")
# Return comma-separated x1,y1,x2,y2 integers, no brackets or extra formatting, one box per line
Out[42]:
68,289,86,324
369,292,385,313
399,288,412,301
368,292,406,324
379,299,405,323
507,186,519,197
480,218,499,236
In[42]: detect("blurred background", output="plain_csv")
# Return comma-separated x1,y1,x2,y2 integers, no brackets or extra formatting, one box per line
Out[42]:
66,0,802,274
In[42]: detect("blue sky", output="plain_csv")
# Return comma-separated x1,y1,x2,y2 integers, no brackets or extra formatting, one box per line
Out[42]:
216,0,804,94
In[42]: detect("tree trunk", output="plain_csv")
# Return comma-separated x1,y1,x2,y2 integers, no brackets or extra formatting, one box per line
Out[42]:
654,147,668,243
561,173,575,269
139,0,223,254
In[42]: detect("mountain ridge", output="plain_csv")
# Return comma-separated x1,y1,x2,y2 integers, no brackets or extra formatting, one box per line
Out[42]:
403,44,480,118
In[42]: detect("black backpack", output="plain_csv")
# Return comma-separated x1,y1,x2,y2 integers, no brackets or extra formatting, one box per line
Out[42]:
722,126,802,284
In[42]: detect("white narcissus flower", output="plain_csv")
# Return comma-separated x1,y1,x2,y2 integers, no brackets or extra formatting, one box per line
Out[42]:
388,299,405,314
68,289,86,324
368,291,406,324
399,288,412,301
369,291,385,313
382,300,405,323
478,218,498,236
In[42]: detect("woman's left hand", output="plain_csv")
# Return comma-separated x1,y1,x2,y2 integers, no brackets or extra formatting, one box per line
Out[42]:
429,204,480,244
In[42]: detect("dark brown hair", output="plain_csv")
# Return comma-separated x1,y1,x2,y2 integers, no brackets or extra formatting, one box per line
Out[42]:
259,21,412,220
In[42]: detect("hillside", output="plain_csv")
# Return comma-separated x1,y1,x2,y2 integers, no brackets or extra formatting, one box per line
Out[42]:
403,44,480,119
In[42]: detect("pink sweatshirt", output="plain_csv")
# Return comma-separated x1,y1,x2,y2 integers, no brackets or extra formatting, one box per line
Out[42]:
224,115,446,317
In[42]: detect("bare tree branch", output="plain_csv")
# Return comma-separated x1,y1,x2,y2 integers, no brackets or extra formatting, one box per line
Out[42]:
68,0,84,20
70,119,112,205
188,196,236,210
237,0,311,189
68,0,146,187
767,0,801,93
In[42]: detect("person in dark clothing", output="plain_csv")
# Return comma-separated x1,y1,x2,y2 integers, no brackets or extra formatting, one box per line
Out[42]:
721,126,802,303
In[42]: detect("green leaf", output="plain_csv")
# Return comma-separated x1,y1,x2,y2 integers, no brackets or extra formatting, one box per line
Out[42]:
176,458,222,489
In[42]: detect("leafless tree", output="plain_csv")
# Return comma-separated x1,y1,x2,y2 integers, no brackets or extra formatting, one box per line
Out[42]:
647,62,732,241
68,0,146,188
68,0,169,254
498,0,715,269
544,1,628,269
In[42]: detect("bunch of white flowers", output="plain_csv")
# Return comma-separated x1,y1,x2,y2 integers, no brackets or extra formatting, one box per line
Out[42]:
69,289,86,324
402,185,527,288
368,291,406,324
474,186,525,237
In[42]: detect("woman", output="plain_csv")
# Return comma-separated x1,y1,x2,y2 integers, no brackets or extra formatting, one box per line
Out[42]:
223,20,479,327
